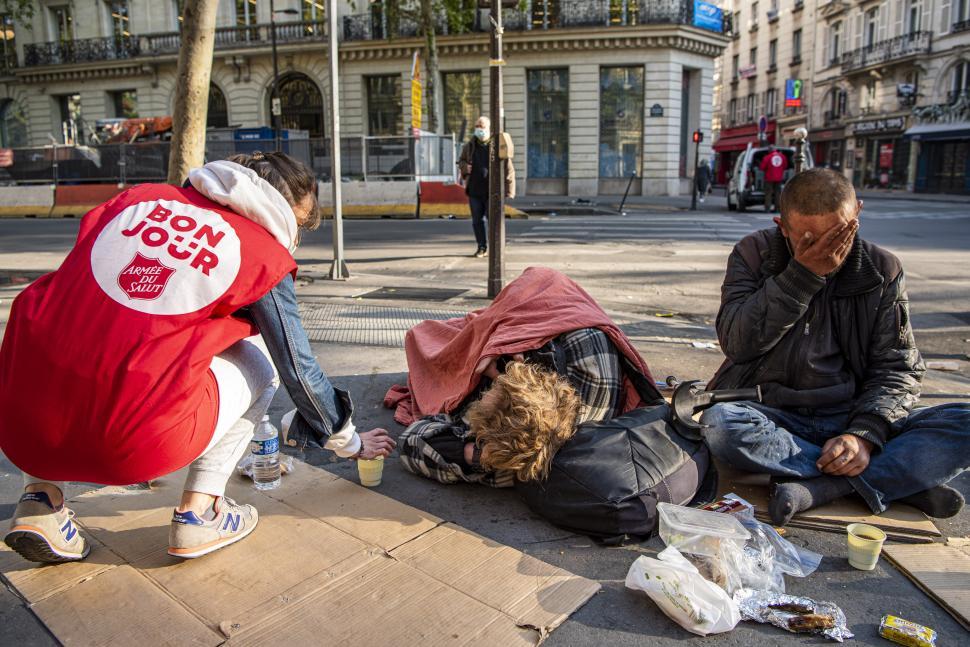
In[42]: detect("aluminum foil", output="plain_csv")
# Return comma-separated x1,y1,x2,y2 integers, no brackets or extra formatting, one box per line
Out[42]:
734,589,854,642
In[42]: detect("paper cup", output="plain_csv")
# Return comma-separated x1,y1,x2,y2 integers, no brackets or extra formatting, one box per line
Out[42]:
357,456,384,487
846,523,887,570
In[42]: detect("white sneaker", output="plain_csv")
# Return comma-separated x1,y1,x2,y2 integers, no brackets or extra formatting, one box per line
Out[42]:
168,497,258,559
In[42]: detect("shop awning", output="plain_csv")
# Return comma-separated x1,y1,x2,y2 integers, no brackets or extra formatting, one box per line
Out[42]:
903,122,970,141
713,123,777,152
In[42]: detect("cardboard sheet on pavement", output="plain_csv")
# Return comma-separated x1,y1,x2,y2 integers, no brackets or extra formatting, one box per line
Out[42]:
719,466,941,542
883,541,970,631
1,466,599,646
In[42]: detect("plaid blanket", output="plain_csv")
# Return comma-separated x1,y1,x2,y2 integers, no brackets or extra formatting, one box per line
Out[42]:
398,327,623,487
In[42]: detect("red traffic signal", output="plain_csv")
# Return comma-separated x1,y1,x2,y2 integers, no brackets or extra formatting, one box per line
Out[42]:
692,131,704,143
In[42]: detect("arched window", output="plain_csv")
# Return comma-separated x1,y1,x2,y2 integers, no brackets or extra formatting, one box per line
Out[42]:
0,99,27,147
270,73,324,137
207,83,229,128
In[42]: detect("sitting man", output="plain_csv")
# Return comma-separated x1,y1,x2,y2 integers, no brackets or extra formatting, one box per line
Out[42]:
701,168,969,526
386,267,662,487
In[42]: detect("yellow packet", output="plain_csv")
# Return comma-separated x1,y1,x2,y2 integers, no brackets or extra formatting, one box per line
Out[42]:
878,615,936,647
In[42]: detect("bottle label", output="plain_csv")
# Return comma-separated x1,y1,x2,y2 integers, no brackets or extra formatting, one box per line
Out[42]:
251,437,279,456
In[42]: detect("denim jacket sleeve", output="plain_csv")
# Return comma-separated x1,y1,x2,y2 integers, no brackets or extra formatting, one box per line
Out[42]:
247,273,360,456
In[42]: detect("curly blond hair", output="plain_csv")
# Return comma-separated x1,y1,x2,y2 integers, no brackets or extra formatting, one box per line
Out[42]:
467,361,581,482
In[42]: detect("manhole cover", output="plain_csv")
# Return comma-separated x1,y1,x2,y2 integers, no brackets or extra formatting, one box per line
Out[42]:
298,302,467,347
357,286,467,301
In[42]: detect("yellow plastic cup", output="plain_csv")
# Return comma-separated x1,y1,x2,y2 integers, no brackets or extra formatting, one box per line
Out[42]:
357,456,384,487
846,523,887,570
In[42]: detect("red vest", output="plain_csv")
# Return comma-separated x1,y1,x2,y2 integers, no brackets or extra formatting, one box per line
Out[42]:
0,184,296,484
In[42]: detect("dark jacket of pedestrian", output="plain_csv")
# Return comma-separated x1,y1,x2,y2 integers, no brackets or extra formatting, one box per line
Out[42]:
696,161,712,194
708,227,924,449
458,138,516,199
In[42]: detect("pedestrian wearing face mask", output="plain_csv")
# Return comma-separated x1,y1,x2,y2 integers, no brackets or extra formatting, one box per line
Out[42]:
458,116,515,258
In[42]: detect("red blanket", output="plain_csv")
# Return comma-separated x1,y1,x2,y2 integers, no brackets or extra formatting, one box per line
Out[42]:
384,267,658,425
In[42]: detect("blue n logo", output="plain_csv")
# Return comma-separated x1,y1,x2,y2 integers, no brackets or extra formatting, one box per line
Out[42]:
60,519,77,541
222,513,240,532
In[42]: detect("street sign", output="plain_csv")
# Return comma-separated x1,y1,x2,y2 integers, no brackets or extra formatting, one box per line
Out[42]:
785,79,803,108
649,104,664,117
411,51,422,131
692,0,724,33
271,98,281,117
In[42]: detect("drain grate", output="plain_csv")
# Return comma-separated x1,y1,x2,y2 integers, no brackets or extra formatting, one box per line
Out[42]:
356,286,467,301
298,302,467,347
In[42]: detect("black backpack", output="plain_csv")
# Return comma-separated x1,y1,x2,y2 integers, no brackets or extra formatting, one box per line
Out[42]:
515,403,717,545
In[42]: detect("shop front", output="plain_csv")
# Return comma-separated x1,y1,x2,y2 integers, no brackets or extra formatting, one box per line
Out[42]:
906,122,970,195
808,127,846,172
848,116,909,189
712,121,776,185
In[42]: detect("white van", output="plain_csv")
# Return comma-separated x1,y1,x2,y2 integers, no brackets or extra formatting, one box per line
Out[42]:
727,144,813,212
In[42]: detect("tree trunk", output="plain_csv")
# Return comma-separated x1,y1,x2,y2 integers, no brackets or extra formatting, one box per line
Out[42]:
421,0,440,133
166,0,220,184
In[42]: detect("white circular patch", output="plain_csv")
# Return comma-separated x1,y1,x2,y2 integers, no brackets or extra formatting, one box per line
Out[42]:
90,199,241,315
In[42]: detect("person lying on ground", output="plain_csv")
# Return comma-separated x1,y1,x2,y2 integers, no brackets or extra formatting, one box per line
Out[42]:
1,151,394,564
381,267,663,487
700,167,969,526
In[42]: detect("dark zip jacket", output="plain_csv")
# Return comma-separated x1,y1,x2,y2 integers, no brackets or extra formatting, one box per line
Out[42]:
709,227,924,449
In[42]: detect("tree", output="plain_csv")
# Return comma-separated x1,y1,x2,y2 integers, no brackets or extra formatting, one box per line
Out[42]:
167,0,219,184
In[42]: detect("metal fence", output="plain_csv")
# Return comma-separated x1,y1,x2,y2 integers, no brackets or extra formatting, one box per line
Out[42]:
0,134,457,186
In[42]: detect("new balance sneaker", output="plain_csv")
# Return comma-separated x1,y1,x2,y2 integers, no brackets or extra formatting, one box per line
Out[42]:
168,497,258,559
4,491,89,563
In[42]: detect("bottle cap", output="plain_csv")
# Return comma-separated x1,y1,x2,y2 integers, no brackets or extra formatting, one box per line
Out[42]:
261,415,270,422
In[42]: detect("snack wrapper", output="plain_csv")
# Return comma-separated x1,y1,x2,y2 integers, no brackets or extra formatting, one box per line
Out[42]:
734,589,854,642
879,615,936,647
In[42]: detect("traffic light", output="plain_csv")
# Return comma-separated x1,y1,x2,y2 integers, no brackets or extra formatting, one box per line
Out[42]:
692,130,703,143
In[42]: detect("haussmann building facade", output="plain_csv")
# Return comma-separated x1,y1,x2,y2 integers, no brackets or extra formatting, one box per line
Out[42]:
0,0,730,197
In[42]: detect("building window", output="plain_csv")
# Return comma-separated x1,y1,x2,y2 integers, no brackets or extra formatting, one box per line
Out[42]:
57,93,82,143
749,47,757,66
955,0,970,25
112,90,138,118
907,0,922,33
531,0,560,29
527,68,568,178
275,73,325,137
50,5,75,43
0,99,26,148
303,0,323,22
746,93,755,121
729,97,737,125
236,0,256,26
609,0,639,26
732,54,739,78
829,88,848,117
733,11,741,35
366,74,402,136
865,8,879,46
208,83,229,128
951,61,969,102
442,71,482,139
769,39,777,68
751,1,759,28
829,21,842,64
765,88,777,116
172,0,184,29
862,79,877,111
0,14,16,70
107,1,130,40
598,66,643,178
793,29,802,60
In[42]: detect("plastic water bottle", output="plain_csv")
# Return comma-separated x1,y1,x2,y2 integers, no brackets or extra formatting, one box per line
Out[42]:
251,416,281,490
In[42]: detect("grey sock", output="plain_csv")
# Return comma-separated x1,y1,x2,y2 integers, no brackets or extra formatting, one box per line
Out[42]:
898,485,965,519
769,476,854,526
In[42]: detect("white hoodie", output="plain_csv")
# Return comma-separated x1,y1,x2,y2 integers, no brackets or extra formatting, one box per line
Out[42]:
189,160,361,458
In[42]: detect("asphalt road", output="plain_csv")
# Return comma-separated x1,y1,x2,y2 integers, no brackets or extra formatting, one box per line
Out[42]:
1,193,969,645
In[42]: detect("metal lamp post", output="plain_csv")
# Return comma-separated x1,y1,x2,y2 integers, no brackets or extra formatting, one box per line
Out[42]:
327,0,348,279
794,127,809,174
690,130,703,211
270,4,299,152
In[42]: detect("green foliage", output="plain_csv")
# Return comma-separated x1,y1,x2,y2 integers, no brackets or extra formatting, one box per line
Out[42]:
0,0,33,22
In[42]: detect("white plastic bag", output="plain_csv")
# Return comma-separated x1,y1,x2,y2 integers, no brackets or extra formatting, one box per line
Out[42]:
625,546,741,636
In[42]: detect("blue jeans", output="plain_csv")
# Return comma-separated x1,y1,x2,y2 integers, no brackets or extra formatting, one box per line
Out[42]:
469,195,488,249
700,401,970,513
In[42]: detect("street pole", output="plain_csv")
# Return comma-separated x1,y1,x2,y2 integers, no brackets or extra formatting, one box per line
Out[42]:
690,130,702,211
486,0,505,299
794,127,808,174
327,0,349,280
270,0,281,152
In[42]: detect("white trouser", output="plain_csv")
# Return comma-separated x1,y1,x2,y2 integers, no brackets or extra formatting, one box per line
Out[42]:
24,335,278,499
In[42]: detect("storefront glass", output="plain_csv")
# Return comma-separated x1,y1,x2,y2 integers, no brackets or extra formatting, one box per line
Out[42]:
599,66,644,178
527,68,569,178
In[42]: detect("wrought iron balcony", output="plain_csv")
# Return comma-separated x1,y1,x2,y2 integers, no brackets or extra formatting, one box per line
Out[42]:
840,31,932,73
22,22,326,66
24,36,139,66
953,19,970,34
343,0,717,42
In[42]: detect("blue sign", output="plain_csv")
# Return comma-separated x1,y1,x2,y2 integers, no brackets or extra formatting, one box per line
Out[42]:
785,79,804,107
693,1,723,33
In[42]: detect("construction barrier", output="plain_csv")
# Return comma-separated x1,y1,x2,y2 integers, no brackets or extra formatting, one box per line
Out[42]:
50,184,128,218
318,180,418,218
0,185,54,218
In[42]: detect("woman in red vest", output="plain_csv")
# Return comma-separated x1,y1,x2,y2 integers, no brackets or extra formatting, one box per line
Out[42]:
0,152,394,562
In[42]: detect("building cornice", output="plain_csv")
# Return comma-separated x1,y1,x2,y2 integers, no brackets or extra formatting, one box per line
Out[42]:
15,62,151,84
